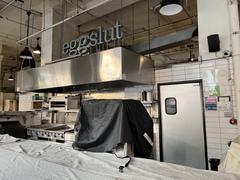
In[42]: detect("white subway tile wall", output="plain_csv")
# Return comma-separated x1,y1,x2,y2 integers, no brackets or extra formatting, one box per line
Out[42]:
18,93,33,111
125,58,239,161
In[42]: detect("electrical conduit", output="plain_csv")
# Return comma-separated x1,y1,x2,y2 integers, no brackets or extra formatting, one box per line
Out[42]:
228,0,240,133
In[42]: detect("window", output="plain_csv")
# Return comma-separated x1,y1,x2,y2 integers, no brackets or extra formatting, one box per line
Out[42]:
165,97,177,115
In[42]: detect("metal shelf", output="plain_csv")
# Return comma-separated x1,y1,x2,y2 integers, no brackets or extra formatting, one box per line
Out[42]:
142,101,154,104
0,111,34,115
141,100,157,107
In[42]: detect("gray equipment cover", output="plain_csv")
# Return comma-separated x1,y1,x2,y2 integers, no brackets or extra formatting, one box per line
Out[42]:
73,99,153,158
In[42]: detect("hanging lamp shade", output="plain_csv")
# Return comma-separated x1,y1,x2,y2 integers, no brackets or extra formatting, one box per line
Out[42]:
33,44,41,54
159,0,183,16
19,11,33,60
192,28,198,41
8,74,14,81
20,47,33,59
33,37,41,54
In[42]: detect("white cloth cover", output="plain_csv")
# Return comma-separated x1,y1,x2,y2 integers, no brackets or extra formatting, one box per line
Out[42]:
0,134,19,143
219,141,240,175
0,137,239,180
233,136,240,144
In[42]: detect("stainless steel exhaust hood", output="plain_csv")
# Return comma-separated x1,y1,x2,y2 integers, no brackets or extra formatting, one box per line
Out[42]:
16,47,154,93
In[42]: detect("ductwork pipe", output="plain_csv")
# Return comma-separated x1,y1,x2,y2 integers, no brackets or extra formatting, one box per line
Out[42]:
228,0,240,133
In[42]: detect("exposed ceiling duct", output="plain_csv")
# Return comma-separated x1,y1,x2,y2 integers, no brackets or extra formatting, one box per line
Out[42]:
131,26,196,54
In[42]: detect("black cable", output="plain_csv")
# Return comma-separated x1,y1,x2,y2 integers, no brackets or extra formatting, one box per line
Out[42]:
43,0,45,29
26,11,31,46
132,4,134,46
119,157,131,173
19,3,22,40
76,0,79,13
113,151,132,173
147,0,151,57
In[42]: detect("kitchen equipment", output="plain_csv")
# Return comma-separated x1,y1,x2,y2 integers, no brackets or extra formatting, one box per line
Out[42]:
49,96,67,111
147,91,152,102
73,99,153,158
142,91,147,101
0,92,15,111
27,124,73,141
67,95,81,111
0,116,26,138
16,47,154,93
4,100,17,111
32,100,43,110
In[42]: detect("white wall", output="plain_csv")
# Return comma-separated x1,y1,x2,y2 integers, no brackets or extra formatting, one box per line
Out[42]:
125,58,239,160
41,8,54,65
41,8,78,65
0,92,15,111
198,0,231,60
156,59,238,159
52,11,78,61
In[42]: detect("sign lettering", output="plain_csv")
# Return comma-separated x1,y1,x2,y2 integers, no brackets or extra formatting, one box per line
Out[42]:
63,20,123,57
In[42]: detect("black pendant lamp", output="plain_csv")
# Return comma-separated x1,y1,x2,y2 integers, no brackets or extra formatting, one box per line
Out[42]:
33,37,41,54
20,11,33,60
8,74,14,81
159,0,183,16
20,47,33,59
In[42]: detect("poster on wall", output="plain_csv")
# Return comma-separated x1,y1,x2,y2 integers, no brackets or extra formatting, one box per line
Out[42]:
209,85,221,96
217,96,231,111
205,96,218,110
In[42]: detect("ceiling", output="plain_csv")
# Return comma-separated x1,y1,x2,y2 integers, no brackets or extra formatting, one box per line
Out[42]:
65,0,197,45
68,0,198,66
0,0,198,74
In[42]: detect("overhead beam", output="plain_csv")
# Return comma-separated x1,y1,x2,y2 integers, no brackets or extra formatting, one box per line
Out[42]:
131,26,196,54
0,0,15,14
0,0,41,16
17,0,112,44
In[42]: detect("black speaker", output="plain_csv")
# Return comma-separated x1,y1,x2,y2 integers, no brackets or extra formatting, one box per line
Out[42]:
207,34,220,52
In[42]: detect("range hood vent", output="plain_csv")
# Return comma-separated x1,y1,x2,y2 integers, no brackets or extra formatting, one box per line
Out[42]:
16,47,154,93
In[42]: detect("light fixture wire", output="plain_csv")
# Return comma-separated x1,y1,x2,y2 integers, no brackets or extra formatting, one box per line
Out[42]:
76,0,79,14
147,0,151,58
30,14,34,47
43,0,45,29
26,0,32,46
121,0,123,46
132,4,135,46
19,3,22,40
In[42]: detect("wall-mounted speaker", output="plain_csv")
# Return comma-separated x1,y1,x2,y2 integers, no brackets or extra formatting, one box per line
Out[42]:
207,34,220,52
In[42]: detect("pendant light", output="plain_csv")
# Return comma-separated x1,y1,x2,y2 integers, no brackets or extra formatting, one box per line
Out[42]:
20,11,33,60
8,74,14,81
33,37,41,54
8,69,14,81
159,0,183,16
20,47,33,59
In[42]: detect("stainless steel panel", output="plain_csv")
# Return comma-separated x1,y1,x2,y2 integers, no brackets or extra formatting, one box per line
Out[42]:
131,26,196,54
67,95,81,110
16,47,154,92
49,96,67,111
27,124,73,141
160,83,207,169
